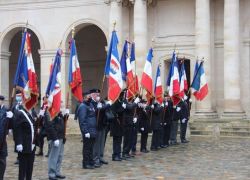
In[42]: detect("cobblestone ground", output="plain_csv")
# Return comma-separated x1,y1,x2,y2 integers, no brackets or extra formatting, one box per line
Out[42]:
4,135,250,180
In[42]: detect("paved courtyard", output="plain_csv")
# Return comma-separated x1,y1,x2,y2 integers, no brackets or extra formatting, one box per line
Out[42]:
4,135,250,180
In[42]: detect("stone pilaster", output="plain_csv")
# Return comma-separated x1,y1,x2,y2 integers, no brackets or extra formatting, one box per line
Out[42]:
0,51,11,102
195,0,215,118
223,0,243,117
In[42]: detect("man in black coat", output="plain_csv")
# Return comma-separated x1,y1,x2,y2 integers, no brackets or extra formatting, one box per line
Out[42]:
122,96,140,158
138,99,150,153
162,93,174,147
0,95,13,180
91,88,111,167
76,91,97,169
150,98,164,151
110,94,124,161
180,94,192,143
13,93,36,180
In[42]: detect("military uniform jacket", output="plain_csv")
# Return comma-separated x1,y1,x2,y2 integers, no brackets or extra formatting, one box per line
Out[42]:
180,101,189,121
14,106,35,154
110,100,124,137
77,101,97,138
122,100,137,127
151,103,164,131
163,100,174,125
138,107,151,133
46,112,65,141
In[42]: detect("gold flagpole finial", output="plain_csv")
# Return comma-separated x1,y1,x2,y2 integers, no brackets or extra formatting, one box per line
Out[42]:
113,21,116,31
72,26,75,39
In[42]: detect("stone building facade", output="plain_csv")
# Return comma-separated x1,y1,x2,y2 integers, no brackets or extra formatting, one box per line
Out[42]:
0,0,249,119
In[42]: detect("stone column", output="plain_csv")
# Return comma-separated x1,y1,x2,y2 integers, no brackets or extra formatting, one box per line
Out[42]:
133,0,148,81
223,0,243,114
39,49,68,105
0,51,11,102
195,0,214,116
107,0,123,42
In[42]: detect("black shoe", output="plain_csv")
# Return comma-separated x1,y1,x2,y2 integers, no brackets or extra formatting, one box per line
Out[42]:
49,177,58,180
83,165,95,169
112,156,122,161
45,154,49,157
181,139,189,143
161,145,168,148
141,149,149,153
94,162,102,168
56,175,66,179
100,159,109,165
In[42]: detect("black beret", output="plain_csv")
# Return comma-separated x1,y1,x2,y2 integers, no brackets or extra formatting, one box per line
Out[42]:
83,91,91,96
16,89,22,95
0,95,5,100
90,88,100,93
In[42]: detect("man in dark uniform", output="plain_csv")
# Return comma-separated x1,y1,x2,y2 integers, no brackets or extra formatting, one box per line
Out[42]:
170,94,182,145
122,96,140,158
110,93,124,161
77,91,97,169
0,95,13,180
90,89,111,167
162,93,174,147
150,98,164,151
13,92,36,180
138,99,150,153
180,94,192,143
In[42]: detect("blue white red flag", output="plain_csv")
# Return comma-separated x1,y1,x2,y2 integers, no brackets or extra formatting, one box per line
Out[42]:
141,48,153,99
14,30,39,110
191,61,208,101
154,65,163,104
179,62,188,98
68,39,83,102
106,31,123,101
46,49,62,119
130,42,139,96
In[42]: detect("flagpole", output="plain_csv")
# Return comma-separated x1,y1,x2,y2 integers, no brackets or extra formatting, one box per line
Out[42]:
149,38,155,126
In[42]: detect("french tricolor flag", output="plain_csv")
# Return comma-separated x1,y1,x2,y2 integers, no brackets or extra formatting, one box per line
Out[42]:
68,39,83,102
14,30,39,110
191,61,208,101
179,62,188,98
46,49,62,119
105,31,123,102
154,65,163,104
141,48,153,97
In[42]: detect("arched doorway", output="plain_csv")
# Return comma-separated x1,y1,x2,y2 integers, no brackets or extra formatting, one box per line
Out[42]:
0,27,41,108
66,24,107,110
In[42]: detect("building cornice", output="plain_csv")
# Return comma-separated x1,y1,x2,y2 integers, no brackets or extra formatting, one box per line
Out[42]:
0,0,105,11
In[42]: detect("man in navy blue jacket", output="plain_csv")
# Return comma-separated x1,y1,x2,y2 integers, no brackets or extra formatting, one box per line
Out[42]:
77,91,97,169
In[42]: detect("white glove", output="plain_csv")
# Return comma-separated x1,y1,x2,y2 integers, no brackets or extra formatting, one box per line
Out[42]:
189,99,192,103
39,110,45,116
133,117,137,123
122,103,126,109
164,123,167,125
182,118,186,123
165,102,168,106
176,107,181,112
106,100,112,106
161,103,164,107
6,111,13,118
151,104,154,109
134,97,140,104
141,127,144,131
184,95,188,100
85,133,90,138
54,139,60,147
8,129,13,135
16,144,23,152
97,102,102,109
65,109,70,115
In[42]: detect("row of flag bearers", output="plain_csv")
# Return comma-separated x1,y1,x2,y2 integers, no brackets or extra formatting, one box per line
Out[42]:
0,25,208,180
